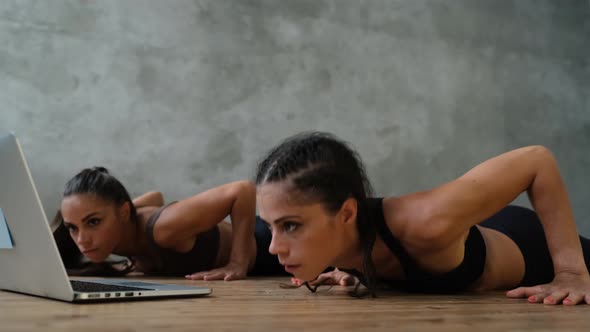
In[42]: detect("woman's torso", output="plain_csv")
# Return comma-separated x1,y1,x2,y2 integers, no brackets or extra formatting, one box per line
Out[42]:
374,196,525,291
131,205,233,275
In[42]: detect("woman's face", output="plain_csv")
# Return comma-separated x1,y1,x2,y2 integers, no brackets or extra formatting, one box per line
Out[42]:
60,194,126,263
257,182,355,282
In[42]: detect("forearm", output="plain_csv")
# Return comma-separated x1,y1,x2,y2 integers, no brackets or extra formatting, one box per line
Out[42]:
228,181,257,265
528,152,587,275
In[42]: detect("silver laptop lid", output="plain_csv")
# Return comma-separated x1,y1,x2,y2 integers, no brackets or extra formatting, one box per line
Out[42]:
0,133,74,302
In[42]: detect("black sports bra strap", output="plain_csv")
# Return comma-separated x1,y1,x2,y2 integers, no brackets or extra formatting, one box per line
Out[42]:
368,198,422,277
145,201,177,245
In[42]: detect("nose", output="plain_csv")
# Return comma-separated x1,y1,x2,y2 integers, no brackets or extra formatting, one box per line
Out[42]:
75,230,92,248
268,231,288,257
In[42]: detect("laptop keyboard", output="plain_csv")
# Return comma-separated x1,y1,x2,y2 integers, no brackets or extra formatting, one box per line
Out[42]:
70,280,152,293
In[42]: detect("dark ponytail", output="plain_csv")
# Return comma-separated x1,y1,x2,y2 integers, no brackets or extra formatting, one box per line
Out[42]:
255,132,378,297
53,167,136,276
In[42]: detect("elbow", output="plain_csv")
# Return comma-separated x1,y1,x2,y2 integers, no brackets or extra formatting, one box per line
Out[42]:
233,180,256,198
152,191,165,205
241,180,256,190
237,180,255,190
141,191,164,205
526,145,556,163
525,145,559,181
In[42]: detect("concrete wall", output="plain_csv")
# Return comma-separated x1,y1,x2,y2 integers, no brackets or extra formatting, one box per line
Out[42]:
1,1,589,234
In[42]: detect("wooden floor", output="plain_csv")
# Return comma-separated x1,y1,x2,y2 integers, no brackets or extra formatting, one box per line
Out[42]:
1,277,589,331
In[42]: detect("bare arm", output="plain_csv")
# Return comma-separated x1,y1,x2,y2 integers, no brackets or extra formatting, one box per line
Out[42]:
132,191,164,208
405,146,589,305
155,180,257,279
414,146,585,275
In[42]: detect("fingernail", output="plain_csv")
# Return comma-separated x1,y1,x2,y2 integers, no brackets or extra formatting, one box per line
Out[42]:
564,299,572,305
546,297,553,303
528,296,535,301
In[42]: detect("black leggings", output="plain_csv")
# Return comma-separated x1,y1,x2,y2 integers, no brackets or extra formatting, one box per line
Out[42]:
479,205,590,286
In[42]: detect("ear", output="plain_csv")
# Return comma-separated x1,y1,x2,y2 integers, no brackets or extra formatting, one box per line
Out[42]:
118,201,131,221
337,198,358,226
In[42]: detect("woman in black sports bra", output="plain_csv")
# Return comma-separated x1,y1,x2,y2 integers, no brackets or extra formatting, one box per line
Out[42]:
255,131,590,305
53,167,285,280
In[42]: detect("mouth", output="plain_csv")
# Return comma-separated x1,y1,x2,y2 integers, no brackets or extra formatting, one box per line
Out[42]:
82,248,98,255
283,264,301,273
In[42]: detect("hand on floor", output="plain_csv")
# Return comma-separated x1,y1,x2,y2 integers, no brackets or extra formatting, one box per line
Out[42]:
292,268,357,287
185,261,248,281
506,271,590,305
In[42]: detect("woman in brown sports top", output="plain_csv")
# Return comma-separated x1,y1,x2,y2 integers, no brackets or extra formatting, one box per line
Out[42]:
53,167,285,280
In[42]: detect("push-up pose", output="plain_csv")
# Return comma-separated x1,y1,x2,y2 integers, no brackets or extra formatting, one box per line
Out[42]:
54,167,285,280
255,132,590,305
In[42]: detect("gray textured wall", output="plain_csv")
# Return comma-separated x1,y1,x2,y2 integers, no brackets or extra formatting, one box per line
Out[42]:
1,1,589,234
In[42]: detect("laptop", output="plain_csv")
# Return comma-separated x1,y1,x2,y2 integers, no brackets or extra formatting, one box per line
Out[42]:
0,132,212,302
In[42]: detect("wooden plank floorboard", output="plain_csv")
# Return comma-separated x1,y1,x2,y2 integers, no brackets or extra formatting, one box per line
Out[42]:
1,277,588,331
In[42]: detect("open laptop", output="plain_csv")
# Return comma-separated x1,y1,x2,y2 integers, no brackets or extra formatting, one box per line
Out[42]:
0,132,211,302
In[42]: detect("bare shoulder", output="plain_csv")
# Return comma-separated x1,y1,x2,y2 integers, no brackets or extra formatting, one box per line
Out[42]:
382,192,433,244
382,193,474,274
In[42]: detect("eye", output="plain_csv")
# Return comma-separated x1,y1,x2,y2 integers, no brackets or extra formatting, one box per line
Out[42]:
65,224,77,233
86,218,101,226
283,222,299,233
